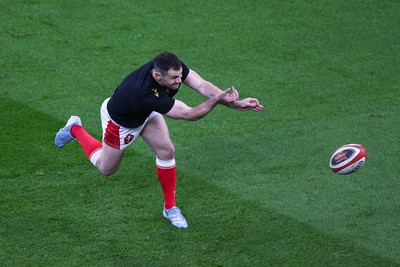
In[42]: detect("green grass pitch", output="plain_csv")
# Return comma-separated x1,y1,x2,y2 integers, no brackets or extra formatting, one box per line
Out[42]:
1,0,399,266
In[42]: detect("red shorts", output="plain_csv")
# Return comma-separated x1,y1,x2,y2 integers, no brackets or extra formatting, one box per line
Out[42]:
100,98,158,150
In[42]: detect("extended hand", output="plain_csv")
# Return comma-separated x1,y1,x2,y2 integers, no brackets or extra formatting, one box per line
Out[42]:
233,98,264,111
218,87,239,104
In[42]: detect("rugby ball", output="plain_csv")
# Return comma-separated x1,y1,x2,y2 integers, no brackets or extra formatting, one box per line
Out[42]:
329,144,367,175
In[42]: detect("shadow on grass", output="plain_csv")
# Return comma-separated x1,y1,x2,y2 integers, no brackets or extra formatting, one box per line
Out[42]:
0,97,86,177
0,97,397,266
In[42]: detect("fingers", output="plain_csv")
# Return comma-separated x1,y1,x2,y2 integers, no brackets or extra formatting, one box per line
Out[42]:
221,89,263,111
231,87,239,100
252,104,264,111
252,101,264,111
241,98,264,111
224,87,238,101
226,87,239,101
249,98,264,111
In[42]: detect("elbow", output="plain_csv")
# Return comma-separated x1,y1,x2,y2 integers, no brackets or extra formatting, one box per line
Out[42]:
180,108,203,121
188,117,201,122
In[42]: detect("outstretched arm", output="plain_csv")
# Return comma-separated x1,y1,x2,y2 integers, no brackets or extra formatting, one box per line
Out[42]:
166,88,238,121
183,69,264,112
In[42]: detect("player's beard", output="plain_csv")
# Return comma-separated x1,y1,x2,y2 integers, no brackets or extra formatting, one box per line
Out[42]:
169,83,181,90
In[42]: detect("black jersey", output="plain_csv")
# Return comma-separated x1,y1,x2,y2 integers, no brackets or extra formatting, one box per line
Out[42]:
107,60,190,128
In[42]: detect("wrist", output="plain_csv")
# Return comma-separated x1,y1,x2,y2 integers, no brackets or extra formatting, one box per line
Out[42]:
227,100,240,108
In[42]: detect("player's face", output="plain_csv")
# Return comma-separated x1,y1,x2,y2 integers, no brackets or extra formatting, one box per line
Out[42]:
159,68,183,90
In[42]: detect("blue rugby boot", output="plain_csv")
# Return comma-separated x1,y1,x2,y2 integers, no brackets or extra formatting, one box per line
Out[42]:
54,116,82,148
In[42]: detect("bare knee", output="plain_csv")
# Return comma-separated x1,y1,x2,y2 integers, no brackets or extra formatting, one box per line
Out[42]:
96,161,119,177
166,144,175,158
99,168,116,177
157,144,175,160
95,144,123,177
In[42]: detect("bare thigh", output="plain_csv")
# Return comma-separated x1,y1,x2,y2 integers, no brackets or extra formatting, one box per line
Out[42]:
96,141,124,176
140,114,174,160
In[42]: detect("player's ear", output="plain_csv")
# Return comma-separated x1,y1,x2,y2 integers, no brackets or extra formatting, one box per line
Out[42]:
154,71,162,81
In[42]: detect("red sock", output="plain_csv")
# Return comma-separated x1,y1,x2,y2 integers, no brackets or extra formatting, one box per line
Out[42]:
71,125,102,159
156,158,177,210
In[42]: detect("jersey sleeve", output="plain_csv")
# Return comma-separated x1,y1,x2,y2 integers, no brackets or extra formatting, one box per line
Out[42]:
181,61,190,81
142,88,176,115
155,97,175,114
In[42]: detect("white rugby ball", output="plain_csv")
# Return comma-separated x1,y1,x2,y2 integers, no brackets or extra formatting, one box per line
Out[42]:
329,144,367,175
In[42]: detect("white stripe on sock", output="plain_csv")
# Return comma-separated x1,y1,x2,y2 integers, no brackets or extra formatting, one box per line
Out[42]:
156,157,176,168
90,149,102,166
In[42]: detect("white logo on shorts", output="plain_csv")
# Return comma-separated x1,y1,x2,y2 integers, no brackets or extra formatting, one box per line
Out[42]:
124,134,134,144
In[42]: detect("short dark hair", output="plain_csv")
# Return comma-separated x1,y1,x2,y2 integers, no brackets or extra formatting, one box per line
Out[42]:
153,51,182,74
